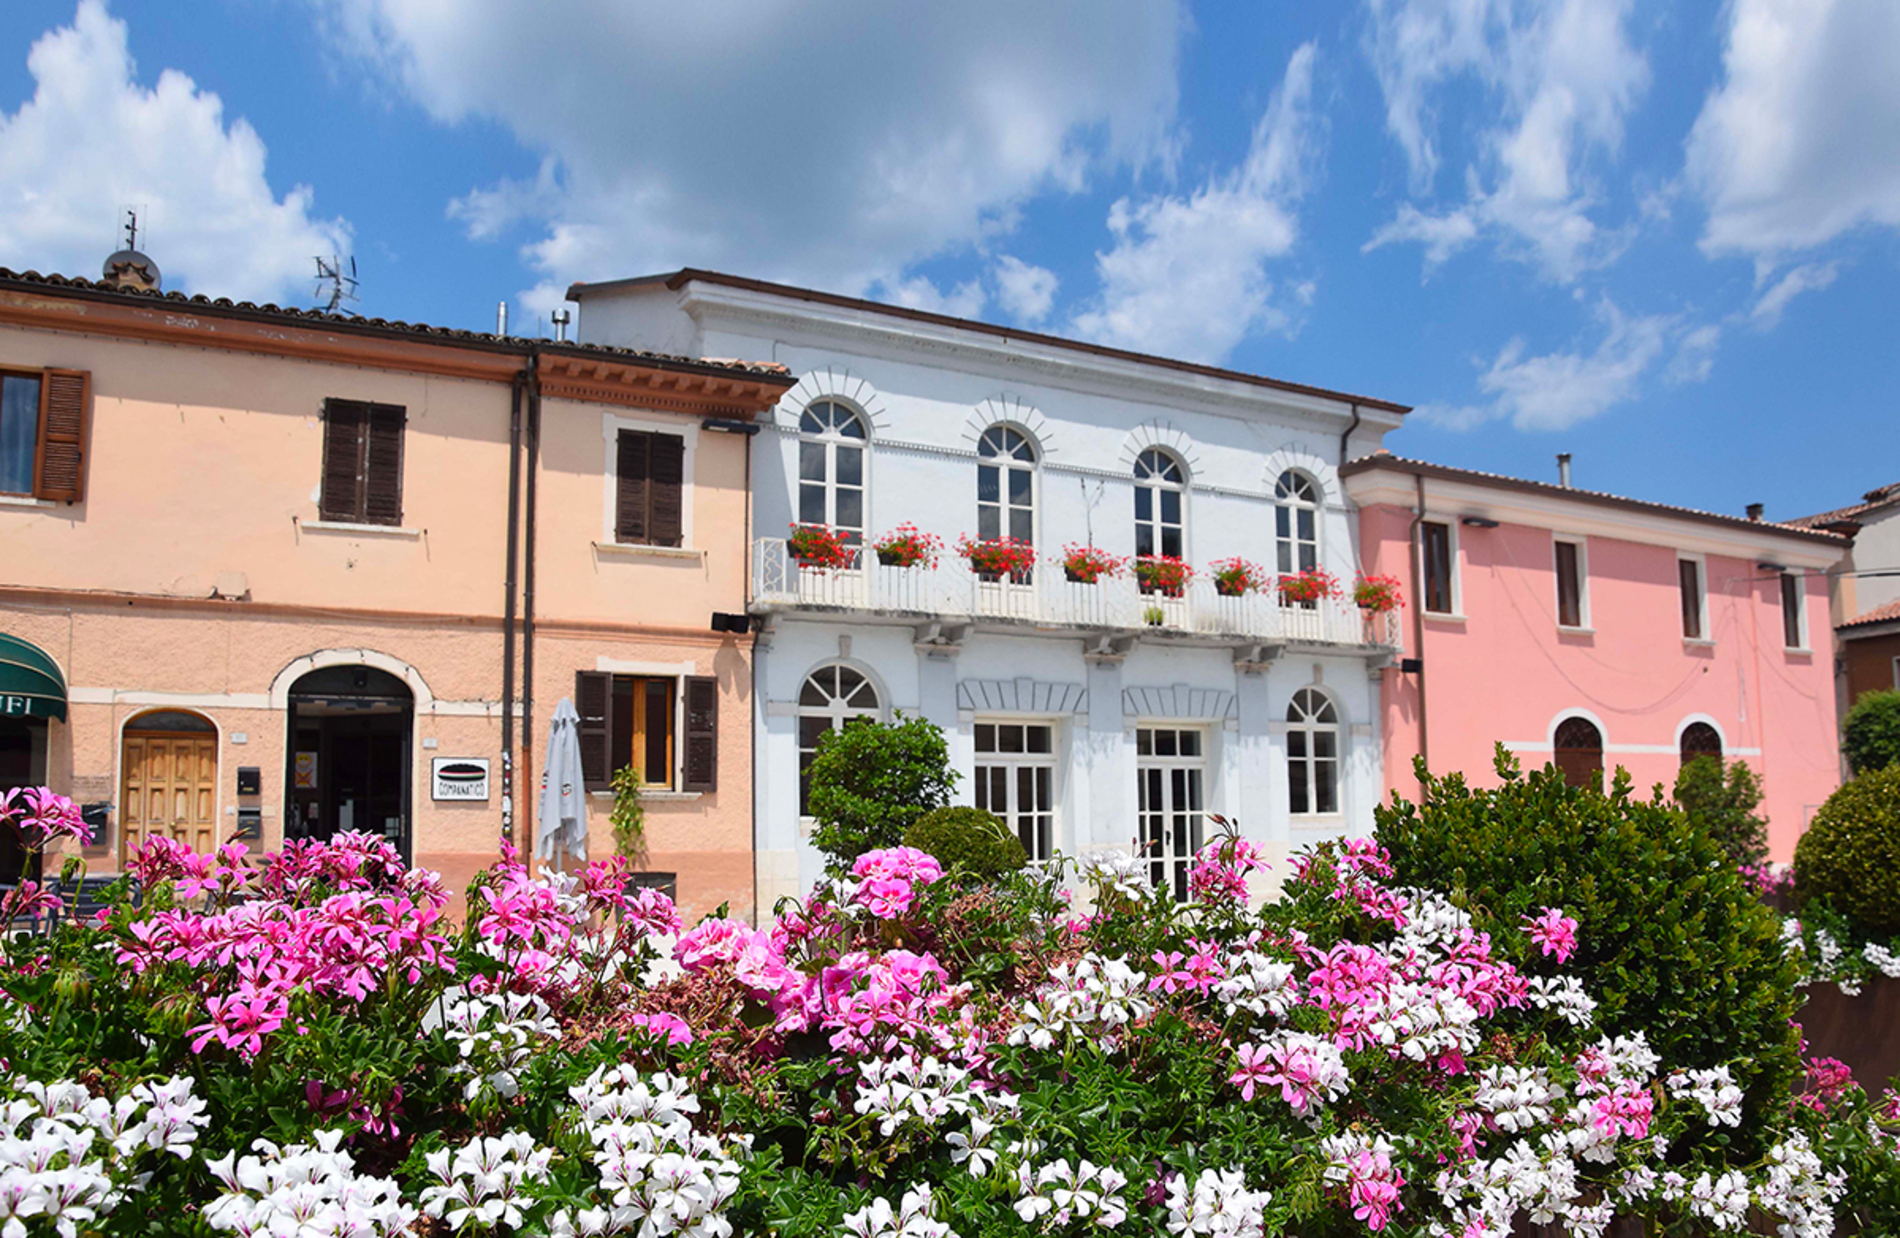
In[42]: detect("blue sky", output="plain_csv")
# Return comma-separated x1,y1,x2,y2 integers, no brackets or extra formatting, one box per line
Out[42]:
0,0,1894,523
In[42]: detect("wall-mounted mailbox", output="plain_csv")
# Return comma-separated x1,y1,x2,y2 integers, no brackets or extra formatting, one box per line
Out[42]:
80,802,111,830
236,766,261,796
235,807,262,839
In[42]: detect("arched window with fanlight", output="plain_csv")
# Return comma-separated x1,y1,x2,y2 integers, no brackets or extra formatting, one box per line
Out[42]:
1133,448,1185,559
797,400,867,544
977,425,1037,578
1275,472,1320,603
1286,688,1340,816
797,664,881,813
1554,716,1604,788
1680,721,1722,767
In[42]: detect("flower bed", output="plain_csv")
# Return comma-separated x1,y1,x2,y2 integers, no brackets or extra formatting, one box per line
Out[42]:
0,786,1891,1237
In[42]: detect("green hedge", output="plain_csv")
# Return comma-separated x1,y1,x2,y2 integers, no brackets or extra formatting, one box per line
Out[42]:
903,806,1028,879
1843,689,1900,775
1794,764,1900,936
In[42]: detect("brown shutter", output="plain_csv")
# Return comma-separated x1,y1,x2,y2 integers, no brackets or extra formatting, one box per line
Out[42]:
33,369,90,503
320,400,368,522
576,671,613,792
682,675,718,793
362,403,405,526
615,430,649,544
649,433,685,548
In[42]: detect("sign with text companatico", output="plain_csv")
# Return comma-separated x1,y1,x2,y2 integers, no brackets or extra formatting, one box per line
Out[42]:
431,757,490,801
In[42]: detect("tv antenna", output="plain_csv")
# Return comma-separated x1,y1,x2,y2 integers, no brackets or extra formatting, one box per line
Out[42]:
121,208,142,251
313,255,359,314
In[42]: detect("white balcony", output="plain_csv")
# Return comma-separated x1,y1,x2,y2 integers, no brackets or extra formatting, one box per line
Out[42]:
750,539,1401,650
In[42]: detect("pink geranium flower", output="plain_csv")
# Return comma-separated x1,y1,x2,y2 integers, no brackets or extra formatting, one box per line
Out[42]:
1523,907,1579,963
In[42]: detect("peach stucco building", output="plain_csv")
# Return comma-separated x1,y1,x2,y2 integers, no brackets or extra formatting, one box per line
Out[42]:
0,267,793,919
1341,453,1849,860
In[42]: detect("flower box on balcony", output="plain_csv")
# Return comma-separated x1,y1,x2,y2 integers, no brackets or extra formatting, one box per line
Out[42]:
1133,555,1193,598
957,535,1036,582
1352,572,1405,613
1276,567,1339,605
786,523,854,571
1209,557,1267,598
1059,543,1127,584
872,524,941,569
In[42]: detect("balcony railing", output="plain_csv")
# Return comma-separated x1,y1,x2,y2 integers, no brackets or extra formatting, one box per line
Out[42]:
751,539,1401,648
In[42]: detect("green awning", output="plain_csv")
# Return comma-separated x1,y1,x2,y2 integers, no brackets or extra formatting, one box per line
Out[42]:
0,633,66,722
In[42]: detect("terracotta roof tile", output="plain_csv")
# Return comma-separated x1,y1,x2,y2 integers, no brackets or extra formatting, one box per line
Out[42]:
0,267,793,381
1788,482,1900,529
1843,598,1900,630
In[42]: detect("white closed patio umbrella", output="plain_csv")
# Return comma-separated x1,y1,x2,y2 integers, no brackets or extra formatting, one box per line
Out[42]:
536,697,588,869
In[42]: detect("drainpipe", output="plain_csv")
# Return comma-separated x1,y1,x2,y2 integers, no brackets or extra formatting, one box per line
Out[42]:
1409,472,1430,780
1338,402,1362,466
521,348,542,855
501,367,525,847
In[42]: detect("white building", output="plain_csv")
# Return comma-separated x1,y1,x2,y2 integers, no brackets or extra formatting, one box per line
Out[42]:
569,270,1409,909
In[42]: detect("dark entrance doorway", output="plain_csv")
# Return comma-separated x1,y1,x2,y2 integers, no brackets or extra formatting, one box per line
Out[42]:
285,665,413,862
0,719,42,884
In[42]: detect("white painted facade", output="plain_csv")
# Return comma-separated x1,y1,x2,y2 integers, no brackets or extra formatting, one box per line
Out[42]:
573,275,1407,908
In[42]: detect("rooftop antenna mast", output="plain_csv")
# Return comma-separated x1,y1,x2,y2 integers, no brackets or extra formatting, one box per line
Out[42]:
313,255,359,314
122,208,140,251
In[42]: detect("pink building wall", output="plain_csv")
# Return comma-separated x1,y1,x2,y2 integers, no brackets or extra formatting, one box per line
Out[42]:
1353,493,1844,861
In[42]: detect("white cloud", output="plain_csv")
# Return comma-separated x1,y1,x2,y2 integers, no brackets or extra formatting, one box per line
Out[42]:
1664,323,1720,386
1422,297,1669,430
0,1,348,303
874,274,987,320
1747,261,1838,330
1686,0,1900,261
1067,42,1319,363
1362,0,1648,281
992,255,1058,324
309,0,1184,309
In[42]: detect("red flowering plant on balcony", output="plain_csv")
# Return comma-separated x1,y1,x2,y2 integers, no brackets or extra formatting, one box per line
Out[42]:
1352,572,1405,613
786,522,855,570
957,534,1037,581
1059,543,1127,584
1276,566,1340,605
1133,554,1194,598
872,524,942,569
1208,557,1268,598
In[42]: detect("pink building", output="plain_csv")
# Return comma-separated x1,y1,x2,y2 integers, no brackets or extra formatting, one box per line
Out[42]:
1341,454,1849,860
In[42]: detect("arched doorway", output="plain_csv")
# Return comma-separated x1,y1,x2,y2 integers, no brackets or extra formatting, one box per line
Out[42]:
285,665,413,860
1680,721,1722,766
1553,716,1604,789
120,710,219,862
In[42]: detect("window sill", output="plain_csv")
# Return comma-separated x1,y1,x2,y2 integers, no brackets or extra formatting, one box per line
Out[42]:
1683,637,1717,649
1557,625,1595,637
588,788,701,801
1290,813,1346,826
0,494,56,509
1422,611,1466,624
299,519,422,539
1785,647,1813,658
592,541,703,562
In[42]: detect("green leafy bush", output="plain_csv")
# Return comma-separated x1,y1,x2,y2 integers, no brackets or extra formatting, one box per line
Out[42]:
1377,746,1803,1158
902,805,1028,878
1843,688,1900,775
1673,754,1768,866
807,714,955,864
609,764,646,860
1794,763,1900,936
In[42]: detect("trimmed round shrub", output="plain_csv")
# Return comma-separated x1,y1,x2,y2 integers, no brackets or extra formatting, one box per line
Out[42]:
1794,763,1900,935
903,805,1027,878
1378,746,1802,1160
808,714,955,865
1843,689,1900,775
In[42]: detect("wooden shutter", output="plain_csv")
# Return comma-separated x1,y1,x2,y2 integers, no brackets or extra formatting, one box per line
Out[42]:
363,404,405,526
615,430,649,544
320,400,368,521
33,369,91,503
576,671,613,792
649,433,685,548
682,675,718,793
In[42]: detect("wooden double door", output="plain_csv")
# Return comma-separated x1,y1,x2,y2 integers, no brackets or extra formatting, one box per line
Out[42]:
120,731,220,860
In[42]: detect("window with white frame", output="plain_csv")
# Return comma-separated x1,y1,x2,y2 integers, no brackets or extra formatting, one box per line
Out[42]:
797,400,866,543
797,665,880,813
1286,688,1339,816
1133,448,1185,559
974,721,1055,862
1779,573,1805,650
1274,472,1320,581
1553,536,1588,629
1136,726,1205,902
1420,520,1456,615
977,425,1036,550
1679,557,1707,640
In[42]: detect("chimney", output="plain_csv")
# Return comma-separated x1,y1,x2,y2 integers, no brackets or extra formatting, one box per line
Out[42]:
1556,453,1572,488
496,301,509,337
1746,503,1764,522
551,308,571,342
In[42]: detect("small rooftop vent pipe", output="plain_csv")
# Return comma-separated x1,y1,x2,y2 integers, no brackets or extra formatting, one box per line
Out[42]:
497,301,509,337
1556,453,1572,488
1747,503,1764,522
551,309,570,342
